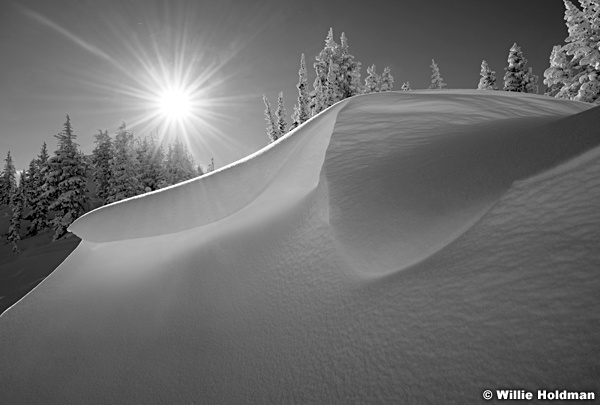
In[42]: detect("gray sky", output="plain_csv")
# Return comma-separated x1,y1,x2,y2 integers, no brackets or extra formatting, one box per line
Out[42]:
0,0,569,171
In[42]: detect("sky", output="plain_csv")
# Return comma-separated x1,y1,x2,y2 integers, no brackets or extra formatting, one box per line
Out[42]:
0,0,570,172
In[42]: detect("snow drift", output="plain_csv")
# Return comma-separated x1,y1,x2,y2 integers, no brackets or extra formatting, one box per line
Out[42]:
1,90,599,403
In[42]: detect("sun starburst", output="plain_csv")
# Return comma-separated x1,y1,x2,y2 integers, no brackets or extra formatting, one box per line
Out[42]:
157,87,192,121
23,1,268,165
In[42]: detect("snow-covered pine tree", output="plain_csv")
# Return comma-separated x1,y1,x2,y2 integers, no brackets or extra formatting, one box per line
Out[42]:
38,141,49,165
568,0,600,102
275,92,287,135
429,59,447,90
21,159,35,208
27,142,49,236
7,183,25,253
208,158,215,172
0,151,17,206
20,159,38,234
136,134,168,192
311,79,328,115
92,129,113,204
136,134,170,192
364,64,381,93
22,160,36,234
401,81,412,91
106,122,142,203
477,60,498,90
544,45,574,97
503,43,538,93
563,0,595,61
145,132,167,190
165,143,174,183
263,95,280,143
310,28,340,114
324,56,343,106
19,165,31,205
380,67,394,91
544,1,591,100
291,54,311,129
44,115,88,240
135,135,152,193
164,137,197,185
524,67,539,94
337,32,362,98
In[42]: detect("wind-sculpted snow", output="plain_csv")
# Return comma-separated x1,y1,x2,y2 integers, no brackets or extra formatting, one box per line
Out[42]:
70,90,594,273
68,100,347,243
324,91,598,273
1,91,599,403
69,91,589,248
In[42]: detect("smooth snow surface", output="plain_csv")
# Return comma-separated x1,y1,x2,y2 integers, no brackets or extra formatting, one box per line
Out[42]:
1,91,599,403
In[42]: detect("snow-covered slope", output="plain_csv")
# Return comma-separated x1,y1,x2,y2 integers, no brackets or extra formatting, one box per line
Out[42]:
1,91,599,403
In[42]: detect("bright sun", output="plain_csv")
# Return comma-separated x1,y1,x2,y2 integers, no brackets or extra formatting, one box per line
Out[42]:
157,87,192,121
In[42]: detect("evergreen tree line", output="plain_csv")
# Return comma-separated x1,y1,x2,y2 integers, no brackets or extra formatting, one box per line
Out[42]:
0,115,213,252
261,28,550,144
476,43,539,93
438,0,600,101
263,28,395,143
263,0,600,144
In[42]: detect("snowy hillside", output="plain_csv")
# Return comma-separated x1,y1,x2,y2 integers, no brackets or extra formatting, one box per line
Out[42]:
1,90,599,403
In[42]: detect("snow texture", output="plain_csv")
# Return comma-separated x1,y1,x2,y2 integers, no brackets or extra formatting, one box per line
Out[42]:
1,90,599,403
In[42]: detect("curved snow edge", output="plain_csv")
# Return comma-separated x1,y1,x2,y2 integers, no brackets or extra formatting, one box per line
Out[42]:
68,99,350,243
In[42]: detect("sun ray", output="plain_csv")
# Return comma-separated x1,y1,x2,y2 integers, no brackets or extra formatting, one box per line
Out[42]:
23,1,276,169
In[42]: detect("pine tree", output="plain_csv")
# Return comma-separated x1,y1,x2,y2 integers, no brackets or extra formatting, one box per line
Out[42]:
136,134,170,192
7,184,25,254
20,159,37,234
380,67,394,91
44,115,88,240
263,95,279,143
0,151,17,206
140,132,167,190
563,0,594,60
503,43,538,93
524,67,539,94
309,29,365,113
275,92,287,135
544,45,574,97
429,59,447,90
291,54,311,129
91,129,113,204
164,137,197,185
544,1,591,100
337,32,363,98
324,56,342,105
107,122,142,202
21,159,35,208
135,135,151,193
401,81,412,91
164,144,174,183
208,158,215,172
136,135,167,192
567,0,600,102
311,79,328,115
311,28,339,114
364,64,381,93
27,142,50,236
477,60,498,90
311,28,360,113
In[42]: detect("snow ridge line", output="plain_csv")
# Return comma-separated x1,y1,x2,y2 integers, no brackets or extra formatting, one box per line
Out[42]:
68,99,351,243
